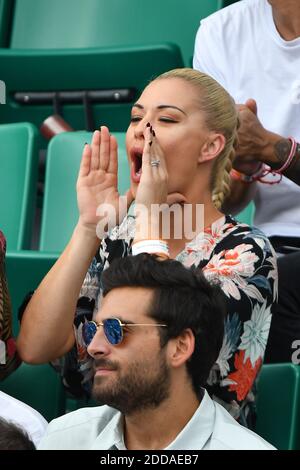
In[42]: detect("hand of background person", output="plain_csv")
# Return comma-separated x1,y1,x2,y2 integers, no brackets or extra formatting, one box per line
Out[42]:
76,126,133,236
233,99,267,175
233,99,293,178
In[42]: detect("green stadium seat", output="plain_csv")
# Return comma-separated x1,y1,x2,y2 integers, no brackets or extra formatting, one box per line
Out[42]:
0,363,66,422
39,131,130,252
256,363,300,450
221,0,240,7
0,0,13,47
235,202,255,226
5,250,59,336
0,123,39,250
0,1,6,46
2,252,65,423
0,0,224,130
0,45,183,132
9,0,221,66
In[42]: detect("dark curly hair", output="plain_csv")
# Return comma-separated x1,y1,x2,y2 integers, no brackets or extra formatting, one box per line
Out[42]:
102,253,225,393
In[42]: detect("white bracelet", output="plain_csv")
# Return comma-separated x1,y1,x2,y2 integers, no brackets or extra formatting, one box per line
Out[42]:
132,239,170,258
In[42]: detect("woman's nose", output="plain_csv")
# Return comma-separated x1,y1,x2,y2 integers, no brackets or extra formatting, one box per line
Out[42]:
134,119,149,139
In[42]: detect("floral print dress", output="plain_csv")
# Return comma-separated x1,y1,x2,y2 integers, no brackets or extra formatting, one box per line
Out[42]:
53,214,278,428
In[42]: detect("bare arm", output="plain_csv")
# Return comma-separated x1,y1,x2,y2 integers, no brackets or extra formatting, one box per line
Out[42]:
266,136,300,186
235,129,300,187
223,99,300,215
17,225,100,363
236,99,300,185
17,127,133,363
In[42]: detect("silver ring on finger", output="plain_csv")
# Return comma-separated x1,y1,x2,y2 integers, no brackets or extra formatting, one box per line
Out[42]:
150,159,160,167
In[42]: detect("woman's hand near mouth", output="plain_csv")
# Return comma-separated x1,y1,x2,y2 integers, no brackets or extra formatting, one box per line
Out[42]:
135,125,168,208
134,126,187,241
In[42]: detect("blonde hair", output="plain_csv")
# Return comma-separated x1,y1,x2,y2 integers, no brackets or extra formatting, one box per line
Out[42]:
154,68,239,209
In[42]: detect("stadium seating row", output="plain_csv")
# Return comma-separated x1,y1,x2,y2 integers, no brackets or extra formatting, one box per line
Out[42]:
0,123,253,253
0,1,237,132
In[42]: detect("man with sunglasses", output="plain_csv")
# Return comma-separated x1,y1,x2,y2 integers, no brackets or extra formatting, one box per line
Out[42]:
38,254,273,450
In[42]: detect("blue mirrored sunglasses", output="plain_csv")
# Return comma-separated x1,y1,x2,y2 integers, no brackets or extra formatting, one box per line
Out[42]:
82,317,167,346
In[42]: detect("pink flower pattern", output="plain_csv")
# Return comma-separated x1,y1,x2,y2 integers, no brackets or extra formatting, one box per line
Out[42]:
203,244,259,300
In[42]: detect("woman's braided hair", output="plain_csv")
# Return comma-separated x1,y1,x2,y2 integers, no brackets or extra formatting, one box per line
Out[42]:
154,68,239,209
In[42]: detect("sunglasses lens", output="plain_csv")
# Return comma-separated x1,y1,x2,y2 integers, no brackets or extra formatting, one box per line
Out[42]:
82,321,97,347
104,319,122,345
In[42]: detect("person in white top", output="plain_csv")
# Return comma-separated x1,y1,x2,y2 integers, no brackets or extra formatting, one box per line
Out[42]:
38,254,274,450
0,391,47,447
193,0,300,363
194,0,300,227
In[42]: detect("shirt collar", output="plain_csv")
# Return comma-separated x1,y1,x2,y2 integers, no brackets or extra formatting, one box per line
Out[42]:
165,390,215,450
90,390,215,450
91,410,125,450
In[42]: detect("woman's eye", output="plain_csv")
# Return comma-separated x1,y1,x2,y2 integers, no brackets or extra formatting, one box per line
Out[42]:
130,116,142,123
159,118,178,123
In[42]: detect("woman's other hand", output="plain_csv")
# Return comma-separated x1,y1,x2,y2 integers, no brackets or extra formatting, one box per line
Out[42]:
77,126,133,238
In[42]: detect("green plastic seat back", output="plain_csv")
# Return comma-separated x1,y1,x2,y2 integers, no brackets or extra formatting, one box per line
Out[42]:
0,0,13,46
256,363,300,450
0,44,183,132
0,123,38,250
39,132,130,252
10,0,222,65
0,0,7,46
5,250,59,336
234,202,255,226
221,0,240,7
0,363,65,422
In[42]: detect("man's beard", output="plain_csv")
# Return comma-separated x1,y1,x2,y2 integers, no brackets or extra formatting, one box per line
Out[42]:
92,351,171,415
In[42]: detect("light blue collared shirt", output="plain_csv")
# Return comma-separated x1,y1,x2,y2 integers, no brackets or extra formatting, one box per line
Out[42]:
38,390,275,450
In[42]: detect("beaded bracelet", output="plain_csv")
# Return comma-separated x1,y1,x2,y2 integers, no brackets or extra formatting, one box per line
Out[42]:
230,164,265,184
272,137,297,174
256,137,298,184
230,137,299,185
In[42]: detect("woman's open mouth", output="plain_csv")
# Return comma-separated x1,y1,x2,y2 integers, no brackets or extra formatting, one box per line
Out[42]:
130,149,143,183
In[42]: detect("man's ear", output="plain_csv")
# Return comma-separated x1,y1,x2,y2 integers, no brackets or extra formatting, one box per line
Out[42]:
198,133,226,163
167,329,195,369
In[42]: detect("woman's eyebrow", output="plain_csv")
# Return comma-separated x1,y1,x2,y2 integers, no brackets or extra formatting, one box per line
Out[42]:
157,105,187,116
132,103,144,110
132,103,187,115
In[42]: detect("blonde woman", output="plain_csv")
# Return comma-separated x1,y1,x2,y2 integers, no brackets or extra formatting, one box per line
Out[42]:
18,69,277,428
